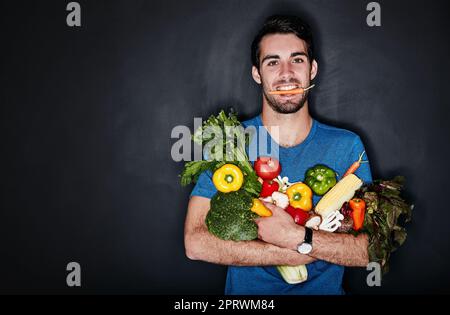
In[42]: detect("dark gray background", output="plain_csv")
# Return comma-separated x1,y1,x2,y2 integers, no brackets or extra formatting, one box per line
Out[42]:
1,0,449,294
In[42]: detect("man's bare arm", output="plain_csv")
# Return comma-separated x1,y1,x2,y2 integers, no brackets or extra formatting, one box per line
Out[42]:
309,230,369,267
256,203,369,267
184,196,315,266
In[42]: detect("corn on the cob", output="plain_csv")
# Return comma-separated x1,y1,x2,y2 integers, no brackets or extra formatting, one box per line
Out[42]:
315,174,363,218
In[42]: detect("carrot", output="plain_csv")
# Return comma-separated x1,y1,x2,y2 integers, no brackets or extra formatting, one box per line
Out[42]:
343,151,367,177
268,88,304,95
268,84,315,95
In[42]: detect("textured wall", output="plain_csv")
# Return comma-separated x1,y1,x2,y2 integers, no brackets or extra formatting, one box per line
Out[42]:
1,0,449,293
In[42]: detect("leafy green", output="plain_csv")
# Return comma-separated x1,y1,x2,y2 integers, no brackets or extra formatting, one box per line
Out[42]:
355,176,413,275
180,109,261,197
241,170,262,197
180,160,224,186
180,110,263,241
205,190,259,241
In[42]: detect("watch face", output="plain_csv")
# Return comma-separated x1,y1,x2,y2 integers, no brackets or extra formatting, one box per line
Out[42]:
298,243,313,254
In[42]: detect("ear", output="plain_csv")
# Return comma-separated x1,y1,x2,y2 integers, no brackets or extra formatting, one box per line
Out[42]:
310,59,318,80
252,66,262,84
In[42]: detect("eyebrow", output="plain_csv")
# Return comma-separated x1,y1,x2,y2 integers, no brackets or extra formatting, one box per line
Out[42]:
261,52,309,64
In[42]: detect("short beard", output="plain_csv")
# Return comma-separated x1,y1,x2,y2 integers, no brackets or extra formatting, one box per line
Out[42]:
263,89,309,114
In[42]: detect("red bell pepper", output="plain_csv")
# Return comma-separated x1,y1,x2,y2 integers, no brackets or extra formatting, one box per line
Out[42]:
260,180,280,198
285,205,310,226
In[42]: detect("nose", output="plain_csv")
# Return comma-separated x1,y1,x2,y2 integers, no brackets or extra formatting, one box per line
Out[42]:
278,61,294,80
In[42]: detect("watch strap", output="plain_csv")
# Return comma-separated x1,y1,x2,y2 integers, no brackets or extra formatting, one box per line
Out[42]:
304,226,313,244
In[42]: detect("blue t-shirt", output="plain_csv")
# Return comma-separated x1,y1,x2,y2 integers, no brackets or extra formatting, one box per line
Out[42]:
190,114,372,295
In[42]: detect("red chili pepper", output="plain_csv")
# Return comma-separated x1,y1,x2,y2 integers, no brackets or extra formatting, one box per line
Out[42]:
349,198,366,231
285,205,310,226
260,180,280,198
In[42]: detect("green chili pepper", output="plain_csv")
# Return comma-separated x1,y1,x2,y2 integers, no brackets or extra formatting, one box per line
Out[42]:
305,164,337,195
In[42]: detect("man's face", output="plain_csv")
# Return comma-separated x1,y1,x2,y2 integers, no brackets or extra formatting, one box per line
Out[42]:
252,33,318,114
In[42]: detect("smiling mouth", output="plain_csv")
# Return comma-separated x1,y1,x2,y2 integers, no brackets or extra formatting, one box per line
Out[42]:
275,84,300,91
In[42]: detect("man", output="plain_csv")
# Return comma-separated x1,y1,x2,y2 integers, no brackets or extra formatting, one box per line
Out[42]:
184,15,372,295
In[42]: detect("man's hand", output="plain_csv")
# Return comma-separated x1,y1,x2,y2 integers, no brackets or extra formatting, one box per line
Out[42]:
254,202,305,251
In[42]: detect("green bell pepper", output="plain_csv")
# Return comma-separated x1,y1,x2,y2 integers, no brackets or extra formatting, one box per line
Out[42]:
305,164,337,195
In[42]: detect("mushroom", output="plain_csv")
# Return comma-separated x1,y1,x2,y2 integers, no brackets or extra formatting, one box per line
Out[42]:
274,176,293,193
305,215,322,230
319,210,344,232
271,191,289,209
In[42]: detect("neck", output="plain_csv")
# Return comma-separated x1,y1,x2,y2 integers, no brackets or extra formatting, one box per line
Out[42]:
261,100,313,148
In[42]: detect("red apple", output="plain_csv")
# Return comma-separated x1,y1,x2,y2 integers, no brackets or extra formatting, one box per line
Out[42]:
254,156,281,180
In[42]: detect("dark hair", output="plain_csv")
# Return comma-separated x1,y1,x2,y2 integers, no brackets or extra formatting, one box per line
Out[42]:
251,15,314,68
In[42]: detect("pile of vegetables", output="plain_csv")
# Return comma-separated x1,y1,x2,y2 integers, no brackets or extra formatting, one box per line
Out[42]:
181,110,262,241
273,155,412,282
180,110,413,283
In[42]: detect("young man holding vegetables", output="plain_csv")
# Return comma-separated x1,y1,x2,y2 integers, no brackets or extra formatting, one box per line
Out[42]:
184,15,372,295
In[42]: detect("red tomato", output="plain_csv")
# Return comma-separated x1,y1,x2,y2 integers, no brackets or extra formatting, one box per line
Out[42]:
254,157,281,180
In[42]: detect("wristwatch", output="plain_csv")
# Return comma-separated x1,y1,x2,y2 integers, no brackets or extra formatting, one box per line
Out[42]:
297,227,313,254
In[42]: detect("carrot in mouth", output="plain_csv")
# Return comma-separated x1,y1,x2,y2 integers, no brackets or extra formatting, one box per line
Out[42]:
268,84,315,95
268,88,304,95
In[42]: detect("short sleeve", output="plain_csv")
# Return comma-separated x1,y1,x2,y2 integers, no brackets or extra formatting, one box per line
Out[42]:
190,170,217,199
349,136,373,184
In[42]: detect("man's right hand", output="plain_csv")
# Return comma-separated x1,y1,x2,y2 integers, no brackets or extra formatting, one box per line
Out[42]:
184,196,316,266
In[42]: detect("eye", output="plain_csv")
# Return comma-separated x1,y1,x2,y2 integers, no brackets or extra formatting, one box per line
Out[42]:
293,58,304,64
267,60,278,66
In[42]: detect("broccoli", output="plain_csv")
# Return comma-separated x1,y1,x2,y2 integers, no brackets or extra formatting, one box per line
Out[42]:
205,190,259,241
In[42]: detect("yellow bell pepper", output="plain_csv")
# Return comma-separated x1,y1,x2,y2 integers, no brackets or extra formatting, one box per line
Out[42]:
251,199,272,217
212,164,244,193
286,183,313,211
